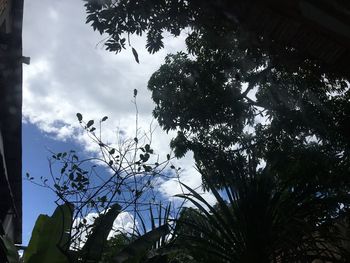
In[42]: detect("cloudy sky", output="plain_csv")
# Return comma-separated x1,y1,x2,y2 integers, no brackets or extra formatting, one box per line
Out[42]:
22,0,215,245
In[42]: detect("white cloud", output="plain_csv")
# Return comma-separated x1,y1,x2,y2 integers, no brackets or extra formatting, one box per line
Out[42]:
109,211,136,238
158,152,217,207
23,0,214,204
23,0,183,144
72,210,137,249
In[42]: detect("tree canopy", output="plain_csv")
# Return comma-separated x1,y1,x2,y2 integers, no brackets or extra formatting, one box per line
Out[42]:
85,0,350,186
84,0,350,261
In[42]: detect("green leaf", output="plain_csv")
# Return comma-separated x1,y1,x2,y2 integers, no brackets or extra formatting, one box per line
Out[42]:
112,224,169,263
24,203,74,263
132,48,139,63
0,235,20,263
144,153,150,162
143,165,152,172
176,183,234,244
80,203,121,262
60,163,68,174
86,120,94,128
76,113,83,122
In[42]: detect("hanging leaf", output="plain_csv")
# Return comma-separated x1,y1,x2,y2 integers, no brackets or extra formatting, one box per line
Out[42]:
76,113,83,122
109,148,116,155
86,120,94,128
132,47,139,63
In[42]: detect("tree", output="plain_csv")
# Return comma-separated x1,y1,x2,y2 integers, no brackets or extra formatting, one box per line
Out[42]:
175,164,350,263
82,0,348,77
18,102,182,262
83,0,350,205
27,107,175,248
83,1,350,261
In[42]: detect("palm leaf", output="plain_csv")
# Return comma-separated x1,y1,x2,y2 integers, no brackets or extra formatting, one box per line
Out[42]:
111,224,169,263
80,203,121,262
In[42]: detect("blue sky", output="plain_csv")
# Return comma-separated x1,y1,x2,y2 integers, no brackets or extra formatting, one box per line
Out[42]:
22,123,56,245
21,0,214,246
22,122,86,245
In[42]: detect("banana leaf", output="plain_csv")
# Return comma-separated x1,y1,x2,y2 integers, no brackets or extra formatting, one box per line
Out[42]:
24,203,73,263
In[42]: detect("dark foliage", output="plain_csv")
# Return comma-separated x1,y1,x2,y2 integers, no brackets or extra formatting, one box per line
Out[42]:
84,1,350,261
176,165,350,263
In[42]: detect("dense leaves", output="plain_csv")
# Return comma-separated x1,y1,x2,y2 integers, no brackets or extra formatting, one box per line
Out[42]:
176,167,350,263
84,0,197,53
82,1,350,262
2,203,173,263
25,109,178,262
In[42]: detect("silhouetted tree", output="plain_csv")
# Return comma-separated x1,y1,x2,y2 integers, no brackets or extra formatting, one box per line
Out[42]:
84,1,350,261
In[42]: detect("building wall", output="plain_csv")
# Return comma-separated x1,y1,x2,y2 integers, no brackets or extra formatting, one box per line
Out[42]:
0,0,23,244
0,129,17,241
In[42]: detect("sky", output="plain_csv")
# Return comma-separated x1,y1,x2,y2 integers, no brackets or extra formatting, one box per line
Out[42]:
22,0,215,245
